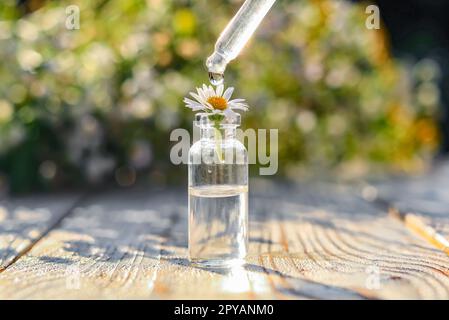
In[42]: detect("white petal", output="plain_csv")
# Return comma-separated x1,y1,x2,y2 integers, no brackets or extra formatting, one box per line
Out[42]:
187,91,198,101
230,102,248,108
184,96,205,109
229,98,246,104
228,99,249,110
197,87,208,102
205,85,213,98
186,103,204,110
201,85,210,99
216,84,224,96
208,85,216,98
229,107,248,112
223,107,237,120
189,105,205,111
184,97,202,106
223,87,234,100
190,92,204,104
229,105,248,111
197,86,205,94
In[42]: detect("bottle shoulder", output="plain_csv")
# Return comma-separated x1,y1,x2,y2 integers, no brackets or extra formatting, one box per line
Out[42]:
189,139,247,152
189,139,247,165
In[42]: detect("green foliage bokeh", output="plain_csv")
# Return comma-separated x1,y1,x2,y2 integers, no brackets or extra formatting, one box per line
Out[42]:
0,0,441,192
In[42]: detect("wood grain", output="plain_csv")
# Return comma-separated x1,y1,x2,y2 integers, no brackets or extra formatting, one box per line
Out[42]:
374,161,449,253
249,182,449,299
0,181,448,299
0,193,80,271
0,188,274,299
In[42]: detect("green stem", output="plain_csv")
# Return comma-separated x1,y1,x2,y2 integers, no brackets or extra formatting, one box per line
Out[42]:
206,113,225,163
213,121,223,163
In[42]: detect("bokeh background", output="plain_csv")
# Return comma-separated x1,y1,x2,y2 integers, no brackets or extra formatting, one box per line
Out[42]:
0,0,444,193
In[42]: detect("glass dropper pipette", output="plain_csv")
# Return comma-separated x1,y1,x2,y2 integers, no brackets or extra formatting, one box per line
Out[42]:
206,0,277,85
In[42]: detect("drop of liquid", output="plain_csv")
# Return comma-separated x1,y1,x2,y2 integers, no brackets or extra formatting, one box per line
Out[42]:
208,72,224,86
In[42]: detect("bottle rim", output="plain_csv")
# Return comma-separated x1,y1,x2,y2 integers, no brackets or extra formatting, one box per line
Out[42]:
195,112,241,128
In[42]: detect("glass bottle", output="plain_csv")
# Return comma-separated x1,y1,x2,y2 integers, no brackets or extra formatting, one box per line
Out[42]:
188,113,248,268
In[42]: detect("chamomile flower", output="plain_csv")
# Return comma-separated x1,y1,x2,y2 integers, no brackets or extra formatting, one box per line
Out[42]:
183,84,248,120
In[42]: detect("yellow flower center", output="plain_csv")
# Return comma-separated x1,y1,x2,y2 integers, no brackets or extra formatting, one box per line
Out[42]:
207,96,227,110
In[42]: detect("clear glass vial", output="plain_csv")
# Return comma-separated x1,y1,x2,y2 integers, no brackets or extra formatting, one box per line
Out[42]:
188,113,248,268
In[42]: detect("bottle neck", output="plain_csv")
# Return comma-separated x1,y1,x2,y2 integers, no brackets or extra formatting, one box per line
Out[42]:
195,113,240,141
201,126,237,141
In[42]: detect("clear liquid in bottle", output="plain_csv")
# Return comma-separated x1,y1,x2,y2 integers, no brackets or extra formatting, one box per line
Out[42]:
189,184,248,268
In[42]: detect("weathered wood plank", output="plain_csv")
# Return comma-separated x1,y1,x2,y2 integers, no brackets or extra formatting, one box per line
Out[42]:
244,181,368,300
0,188,278,299
0,193,81,271
0,181,448,299
249,181,449,299
374,161,449,253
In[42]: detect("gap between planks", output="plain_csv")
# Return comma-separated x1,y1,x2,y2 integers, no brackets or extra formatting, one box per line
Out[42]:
0,194,87,273
371,197,449,257
1,182,448,299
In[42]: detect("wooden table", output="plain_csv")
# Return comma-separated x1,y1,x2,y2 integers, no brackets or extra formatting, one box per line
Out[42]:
0,163,448,299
